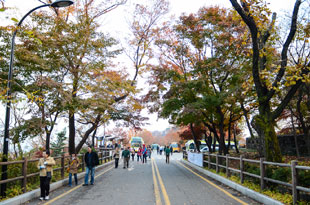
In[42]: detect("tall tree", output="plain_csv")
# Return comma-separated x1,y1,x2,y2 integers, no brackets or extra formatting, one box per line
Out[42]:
146,6,249,155
230,0,305,161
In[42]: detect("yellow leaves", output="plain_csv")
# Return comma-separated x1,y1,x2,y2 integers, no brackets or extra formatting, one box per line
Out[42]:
132,102,143,110
283,63,310,87
24,89,45,105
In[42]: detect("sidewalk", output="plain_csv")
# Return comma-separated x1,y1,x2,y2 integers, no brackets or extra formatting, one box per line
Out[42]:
2,161,114,205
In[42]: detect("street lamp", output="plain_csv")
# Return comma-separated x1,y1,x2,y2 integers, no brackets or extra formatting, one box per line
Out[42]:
1,0,73,197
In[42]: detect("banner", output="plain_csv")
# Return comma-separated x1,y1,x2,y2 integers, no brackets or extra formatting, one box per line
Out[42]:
187,151,203,167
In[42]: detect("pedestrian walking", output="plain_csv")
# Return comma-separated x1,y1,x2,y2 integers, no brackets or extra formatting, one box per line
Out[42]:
131,148,135,161
165,146,171,164
68,153,80,187
137,146,142,162
160,146,163,155
170,146,173,156
83,146,99,186
122,147,130,168
38,150,55,201
147,146,151,159
142,144,147,163
157,146,159,154
114,147,120,168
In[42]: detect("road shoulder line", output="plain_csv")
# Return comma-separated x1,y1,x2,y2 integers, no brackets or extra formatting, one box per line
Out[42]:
181,159,283,205
177,160,248,205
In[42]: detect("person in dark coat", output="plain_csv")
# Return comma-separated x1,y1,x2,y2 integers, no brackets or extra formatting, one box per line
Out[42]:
142,144,147,163
165,146,171,164
122,147,131,169
83,146,99,186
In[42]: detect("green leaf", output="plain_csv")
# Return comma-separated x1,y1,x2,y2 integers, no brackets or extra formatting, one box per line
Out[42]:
11,17,19,23
25,30,33,35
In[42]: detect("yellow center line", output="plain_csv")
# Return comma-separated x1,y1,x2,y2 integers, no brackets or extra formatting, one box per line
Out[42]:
153,158,171,205
151,158,162,205
44,166,113,205
176,161,248,205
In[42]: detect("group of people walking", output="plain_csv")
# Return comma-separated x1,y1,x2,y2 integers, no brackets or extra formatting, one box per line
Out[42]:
113,144,174,169
37,144,174,201
136,144,151,163
38,146,99,201
113,144,152,169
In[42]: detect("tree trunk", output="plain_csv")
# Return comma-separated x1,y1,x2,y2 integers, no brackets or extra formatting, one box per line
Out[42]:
92,127,97,147
233,125,239,153
204,131,212,153
68,110,76,154
251,113,282,162
45,131,51,151
227,114,233,154
190,123,200,153
18,142,23,158
69,77,78,155
13,143,18,159
75,114,101,153
241,102,255,138
212,135,217,152
217,107,228,155
45,111,60,151
290,110,300,157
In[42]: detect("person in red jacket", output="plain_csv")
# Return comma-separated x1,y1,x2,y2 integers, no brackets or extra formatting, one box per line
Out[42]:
137,146,142,162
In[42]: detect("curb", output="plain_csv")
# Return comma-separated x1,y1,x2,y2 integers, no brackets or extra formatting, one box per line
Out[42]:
2,160,114,205
181,159,283,205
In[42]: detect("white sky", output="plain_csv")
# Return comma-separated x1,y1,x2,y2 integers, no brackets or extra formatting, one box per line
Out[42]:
1,0,294,134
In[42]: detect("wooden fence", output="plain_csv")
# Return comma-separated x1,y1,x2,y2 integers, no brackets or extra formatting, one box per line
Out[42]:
0,148,113,194
183,151,310,204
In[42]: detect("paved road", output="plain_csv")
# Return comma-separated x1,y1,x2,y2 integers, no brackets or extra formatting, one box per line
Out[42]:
25,152,259,205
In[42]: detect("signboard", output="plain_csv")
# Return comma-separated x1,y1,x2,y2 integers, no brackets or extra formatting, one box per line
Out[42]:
187,151,203,167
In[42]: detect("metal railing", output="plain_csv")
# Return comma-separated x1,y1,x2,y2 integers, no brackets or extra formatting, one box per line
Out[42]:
183,151,310,204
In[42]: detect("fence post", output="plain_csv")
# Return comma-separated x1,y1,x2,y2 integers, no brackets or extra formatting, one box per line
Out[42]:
22,158,28,193
61,154,65,179
260,158,265,190
291,160,298,204
216,154,219,173
208,152,211,169
100,152,103,164
104,150,107,163
82,155,85,172
226,154,230,177
240,155,244,184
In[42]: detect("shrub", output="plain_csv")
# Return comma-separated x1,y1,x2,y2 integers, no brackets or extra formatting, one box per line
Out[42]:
298,170,310,187
271,167,291,183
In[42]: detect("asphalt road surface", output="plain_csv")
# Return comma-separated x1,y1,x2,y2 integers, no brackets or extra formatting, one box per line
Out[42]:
25,152,260,205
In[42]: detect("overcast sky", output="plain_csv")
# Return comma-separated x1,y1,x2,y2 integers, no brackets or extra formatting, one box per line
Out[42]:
1,0,295,133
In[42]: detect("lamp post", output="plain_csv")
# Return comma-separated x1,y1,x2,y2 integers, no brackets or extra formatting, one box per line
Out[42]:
1,0,73,197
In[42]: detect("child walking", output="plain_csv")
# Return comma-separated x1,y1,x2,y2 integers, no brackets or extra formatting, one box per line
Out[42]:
68,153,80,187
